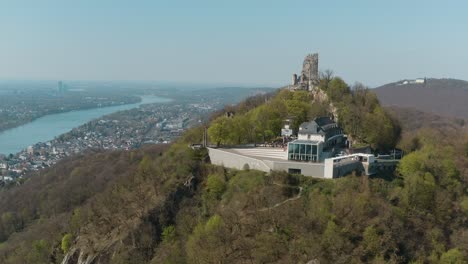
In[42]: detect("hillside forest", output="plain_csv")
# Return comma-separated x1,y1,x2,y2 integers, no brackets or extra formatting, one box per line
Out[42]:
0,76,466,264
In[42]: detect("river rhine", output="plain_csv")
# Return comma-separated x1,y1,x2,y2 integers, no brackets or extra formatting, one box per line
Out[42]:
0,95,170,155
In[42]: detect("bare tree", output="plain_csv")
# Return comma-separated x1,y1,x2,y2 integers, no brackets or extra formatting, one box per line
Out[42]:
319,69,334,83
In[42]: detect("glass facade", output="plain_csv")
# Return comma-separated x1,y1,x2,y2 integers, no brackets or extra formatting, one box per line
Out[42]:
287,141,320,162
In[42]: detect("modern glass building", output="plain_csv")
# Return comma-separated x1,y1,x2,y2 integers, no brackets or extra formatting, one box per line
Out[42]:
287,140,323,162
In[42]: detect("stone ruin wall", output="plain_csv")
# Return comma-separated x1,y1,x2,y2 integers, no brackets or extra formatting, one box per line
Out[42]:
291,53,319,91
289,53,339,121
301,53,319,84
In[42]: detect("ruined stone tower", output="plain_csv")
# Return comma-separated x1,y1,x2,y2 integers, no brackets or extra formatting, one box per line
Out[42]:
291,53,319,91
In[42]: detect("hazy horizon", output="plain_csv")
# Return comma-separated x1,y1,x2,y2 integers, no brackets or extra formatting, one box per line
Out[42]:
1,77,467,90
0,79,278,90
1,0,467,87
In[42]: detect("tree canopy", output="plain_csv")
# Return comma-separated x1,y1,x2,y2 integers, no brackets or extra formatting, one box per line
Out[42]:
208,77,401,152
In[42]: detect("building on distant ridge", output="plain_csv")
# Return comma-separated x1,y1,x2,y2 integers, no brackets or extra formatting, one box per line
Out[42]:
399,78,426,85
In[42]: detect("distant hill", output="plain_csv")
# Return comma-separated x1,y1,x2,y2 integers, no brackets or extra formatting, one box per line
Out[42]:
373,78,468,119
385,105,467,134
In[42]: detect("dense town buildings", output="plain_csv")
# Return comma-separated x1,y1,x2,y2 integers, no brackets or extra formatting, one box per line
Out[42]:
0,87,271,183
0,102,208,179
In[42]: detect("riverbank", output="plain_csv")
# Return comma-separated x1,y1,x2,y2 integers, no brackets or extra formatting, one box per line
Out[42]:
0,95,206,179
0,92,142,134
0,95,170,155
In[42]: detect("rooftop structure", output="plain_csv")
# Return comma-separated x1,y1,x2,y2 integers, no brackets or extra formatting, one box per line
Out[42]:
287,140,323,162
297,117,343,148
287,117,344,163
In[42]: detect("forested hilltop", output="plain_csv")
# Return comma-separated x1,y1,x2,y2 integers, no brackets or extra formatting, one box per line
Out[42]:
208,76,400,151
0,77,466,264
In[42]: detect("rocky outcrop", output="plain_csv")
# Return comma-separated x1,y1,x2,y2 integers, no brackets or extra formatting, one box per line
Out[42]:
61,250,96,264
311,88,339,122
61,172,200,264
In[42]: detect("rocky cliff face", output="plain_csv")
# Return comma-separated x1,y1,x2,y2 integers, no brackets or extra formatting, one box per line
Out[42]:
61,250,96,264
310,88,339,121
61,179,197,264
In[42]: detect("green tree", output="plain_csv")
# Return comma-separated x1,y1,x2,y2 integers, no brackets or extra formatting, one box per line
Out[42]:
61,233,73,253
460,197,468,216
138,155,154,179
439,248,466,264
308,100,330,120
70,208,85,233
202,173,227,215
362,226,381,258
161,225,176,244
27,240,50,264
1,212,19,238
327,77,349,101
205,174,226,200
321,220,346,257
397,149,428,177
402,172,436,211
362,106,400,150
285,99,310,133
228,116,248,144
207,116,231,146
186,215,229,263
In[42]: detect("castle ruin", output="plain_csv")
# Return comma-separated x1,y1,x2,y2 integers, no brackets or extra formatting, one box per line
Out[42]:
290,53,319,91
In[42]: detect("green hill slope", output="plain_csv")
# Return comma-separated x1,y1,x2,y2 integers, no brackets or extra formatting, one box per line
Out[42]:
0,83,466,264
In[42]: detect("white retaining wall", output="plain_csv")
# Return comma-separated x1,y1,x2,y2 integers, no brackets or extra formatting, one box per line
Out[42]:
208,148,325,178
208,148,271,172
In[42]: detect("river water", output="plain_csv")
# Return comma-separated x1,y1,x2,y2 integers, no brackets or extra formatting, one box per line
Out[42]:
0,95,170,155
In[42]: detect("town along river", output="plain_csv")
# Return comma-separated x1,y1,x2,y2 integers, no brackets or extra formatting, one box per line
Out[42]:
0,95,170,155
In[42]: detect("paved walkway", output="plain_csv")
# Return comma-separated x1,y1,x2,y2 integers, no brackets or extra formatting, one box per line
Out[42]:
228,147,287,160
258,183,303,212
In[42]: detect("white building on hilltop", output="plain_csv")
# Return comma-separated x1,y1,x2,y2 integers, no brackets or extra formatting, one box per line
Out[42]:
399,78,426,85
287,117,344,162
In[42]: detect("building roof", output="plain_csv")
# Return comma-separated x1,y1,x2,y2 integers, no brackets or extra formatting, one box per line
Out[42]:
290,140,321,145
314,116,335,127
299,121,318,133
299,116,337,135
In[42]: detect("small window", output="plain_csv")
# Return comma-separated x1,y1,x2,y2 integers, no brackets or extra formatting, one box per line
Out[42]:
288,168,301,174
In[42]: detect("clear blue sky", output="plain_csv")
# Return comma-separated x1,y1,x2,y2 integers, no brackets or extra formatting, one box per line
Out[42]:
1,0,467,87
